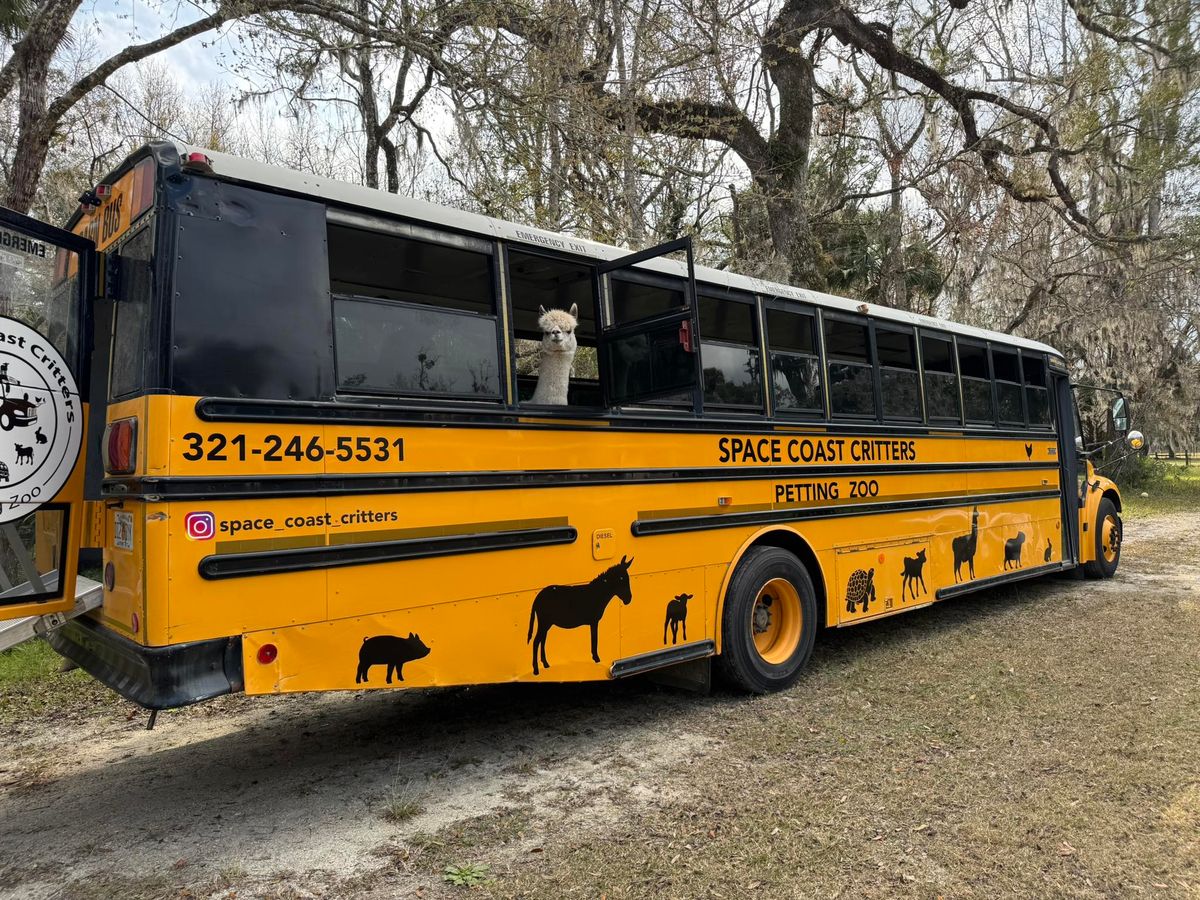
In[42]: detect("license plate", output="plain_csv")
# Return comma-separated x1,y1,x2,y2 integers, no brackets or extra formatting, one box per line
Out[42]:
113,511,134,550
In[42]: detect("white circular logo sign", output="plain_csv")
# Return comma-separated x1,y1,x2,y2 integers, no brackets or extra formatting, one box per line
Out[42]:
0,316,82,523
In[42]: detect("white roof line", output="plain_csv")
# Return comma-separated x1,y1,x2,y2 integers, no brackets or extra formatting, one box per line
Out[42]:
186,145,1061,357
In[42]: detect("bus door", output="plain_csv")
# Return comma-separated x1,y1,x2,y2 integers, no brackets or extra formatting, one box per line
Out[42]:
598,237,703,410
0,207,94,622
1052,372,1081,565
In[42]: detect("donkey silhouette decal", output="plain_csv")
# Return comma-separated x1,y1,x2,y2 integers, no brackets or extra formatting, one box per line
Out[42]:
527,556,634,675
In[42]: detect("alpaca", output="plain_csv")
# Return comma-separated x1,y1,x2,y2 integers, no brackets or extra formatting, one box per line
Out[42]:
529,304,578,405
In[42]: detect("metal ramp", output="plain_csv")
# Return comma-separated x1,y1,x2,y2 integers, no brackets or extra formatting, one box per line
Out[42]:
0,575,103,653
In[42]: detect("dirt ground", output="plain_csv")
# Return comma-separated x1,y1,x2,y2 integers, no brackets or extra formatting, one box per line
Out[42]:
1,510,1198,899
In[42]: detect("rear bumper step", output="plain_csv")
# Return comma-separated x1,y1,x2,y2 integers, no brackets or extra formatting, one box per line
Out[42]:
46,617,244,710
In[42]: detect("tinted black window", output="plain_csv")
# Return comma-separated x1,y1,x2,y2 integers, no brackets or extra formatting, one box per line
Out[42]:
334,298,500,397
824,318,871,363
958,342,992,423
604,320,695,405
330,227,500,399
699,296,760,408
767,308,815,354
825,317,874,417
876,327,919,420
110,227,153,399
767,308,821,413
992,347,1023,423
611,276,685,325
1023,353,1051,428
922,334,960,421
328,225,492,315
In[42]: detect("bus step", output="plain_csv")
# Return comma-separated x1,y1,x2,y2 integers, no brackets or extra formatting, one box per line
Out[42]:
0,576,104,654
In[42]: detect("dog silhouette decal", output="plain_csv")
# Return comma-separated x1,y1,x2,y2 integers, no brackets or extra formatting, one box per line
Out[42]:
1004,532,1026,570
355,633,430,684
528,556,633,675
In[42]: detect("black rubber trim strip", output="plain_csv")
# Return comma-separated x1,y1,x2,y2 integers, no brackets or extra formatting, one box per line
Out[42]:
193,396,1056,441
104,461,1059,502
44,616,243,710
610,640,716,678
935,561,1071,601
631,489,1062,537
199,525,577,580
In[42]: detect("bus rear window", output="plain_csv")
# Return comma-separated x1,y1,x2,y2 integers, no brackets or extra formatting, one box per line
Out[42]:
109,227,153,399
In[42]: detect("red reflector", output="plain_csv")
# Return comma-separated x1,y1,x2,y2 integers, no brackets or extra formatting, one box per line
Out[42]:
102,418,137,475
257,644,278,665
94,184,112,198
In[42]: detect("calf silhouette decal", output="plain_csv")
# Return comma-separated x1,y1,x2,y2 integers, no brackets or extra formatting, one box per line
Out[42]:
355,633,430,684
663,592,692,645
528,556,633,675
901,548,928,601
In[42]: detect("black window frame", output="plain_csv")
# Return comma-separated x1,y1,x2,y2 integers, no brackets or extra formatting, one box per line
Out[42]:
503,244,605,412
696,287,764,414
763,298,825,419
990,343,1026,427
873,322,922,423
918,329,963,426
822,311,878,421
328,222,505,405
1021,350,1055,431
957,338,995,426
108,221,156,402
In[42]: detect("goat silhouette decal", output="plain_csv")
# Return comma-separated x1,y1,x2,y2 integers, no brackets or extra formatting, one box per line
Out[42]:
952,506,980,582
663,592,692,645
901,548,928,601
528,556,633,675
355,633,430,684
1004,532,1026,570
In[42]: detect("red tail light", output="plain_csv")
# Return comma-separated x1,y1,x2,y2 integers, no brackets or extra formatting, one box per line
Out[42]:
102,417,137,475
257,644,278,665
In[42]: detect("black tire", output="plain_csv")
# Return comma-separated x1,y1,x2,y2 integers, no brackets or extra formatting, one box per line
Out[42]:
1083,497,1121,579
0,412,11,431
716,546,818,694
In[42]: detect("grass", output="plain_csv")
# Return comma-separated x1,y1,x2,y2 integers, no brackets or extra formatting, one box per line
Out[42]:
1122,458,1200,519
0,637,123,726
380,778,426,824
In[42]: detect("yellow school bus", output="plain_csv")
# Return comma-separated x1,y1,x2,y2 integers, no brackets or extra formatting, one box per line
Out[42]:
0,142,1143,705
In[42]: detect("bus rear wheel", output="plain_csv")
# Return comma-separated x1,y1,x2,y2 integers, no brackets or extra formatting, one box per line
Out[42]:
1084,497,1121,579
717,546,817,694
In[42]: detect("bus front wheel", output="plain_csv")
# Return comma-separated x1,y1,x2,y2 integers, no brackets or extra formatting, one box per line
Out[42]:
1084,497,1121,579
717,546,817,694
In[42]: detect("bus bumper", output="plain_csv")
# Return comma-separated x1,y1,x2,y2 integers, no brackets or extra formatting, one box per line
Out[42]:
46,617,244,710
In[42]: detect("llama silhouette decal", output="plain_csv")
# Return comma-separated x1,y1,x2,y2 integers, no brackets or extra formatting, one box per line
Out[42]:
528,556,634,675
901,548,928,601
1024,442,1033,459
663,592,692,645
952,506,980,582
844,568,876,614
355,633,430,684
1044,538,1053,562
1004,532,1026,570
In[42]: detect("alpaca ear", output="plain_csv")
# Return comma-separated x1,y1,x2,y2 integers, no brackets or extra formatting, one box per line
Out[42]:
569,303,578,319
539,305,548,316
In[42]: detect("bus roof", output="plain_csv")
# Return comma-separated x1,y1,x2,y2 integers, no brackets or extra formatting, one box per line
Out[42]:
181,145,1061,359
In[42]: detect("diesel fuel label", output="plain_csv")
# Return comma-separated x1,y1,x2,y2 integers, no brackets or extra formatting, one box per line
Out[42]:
718,436,917,465
180,432,404,463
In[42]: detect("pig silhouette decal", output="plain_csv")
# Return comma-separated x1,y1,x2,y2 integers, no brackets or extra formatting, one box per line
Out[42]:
355,633,431,684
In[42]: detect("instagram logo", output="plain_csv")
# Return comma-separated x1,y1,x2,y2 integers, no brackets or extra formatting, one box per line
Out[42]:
184,511,216,541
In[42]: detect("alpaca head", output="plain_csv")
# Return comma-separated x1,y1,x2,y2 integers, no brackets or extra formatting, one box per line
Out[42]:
537,304,578,355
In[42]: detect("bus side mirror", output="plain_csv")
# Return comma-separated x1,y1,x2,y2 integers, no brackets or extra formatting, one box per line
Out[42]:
1108,396,1129,435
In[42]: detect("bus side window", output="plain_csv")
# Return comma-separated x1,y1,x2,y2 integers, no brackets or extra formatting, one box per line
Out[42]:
329,224,501,400
958,341,993,425
508,250,599,407
698,294,761,411
766,306,822,415
875,326,920,421
1023,353,1052,428
992,347,1024,425
921,333,961,423
607,273,693,409
824,316,875,419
